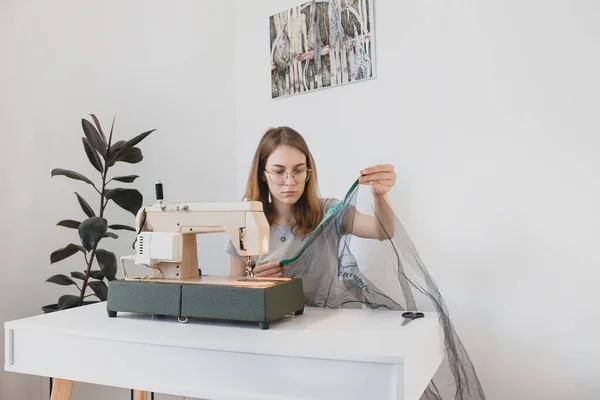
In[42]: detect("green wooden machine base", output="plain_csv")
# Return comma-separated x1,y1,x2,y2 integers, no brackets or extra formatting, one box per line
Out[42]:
106,277,305,329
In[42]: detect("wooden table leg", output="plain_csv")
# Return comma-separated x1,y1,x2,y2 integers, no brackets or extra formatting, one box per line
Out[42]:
50,379,73,400
134,391,149,400
49,379,148,400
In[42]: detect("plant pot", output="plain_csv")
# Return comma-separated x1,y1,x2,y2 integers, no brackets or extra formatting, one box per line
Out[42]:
41,301,100,314
41,304,59,314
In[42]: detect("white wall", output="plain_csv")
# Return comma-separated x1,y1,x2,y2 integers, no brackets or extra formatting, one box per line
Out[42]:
3,1,599,399
234,1,600,399
0,1,235,399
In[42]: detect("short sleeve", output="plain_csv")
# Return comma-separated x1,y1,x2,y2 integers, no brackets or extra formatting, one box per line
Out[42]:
321,197,345,235
322,197,341,213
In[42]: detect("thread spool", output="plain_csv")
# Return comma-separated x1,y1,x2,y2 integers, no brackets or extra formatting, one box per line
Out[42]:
155,180,164,204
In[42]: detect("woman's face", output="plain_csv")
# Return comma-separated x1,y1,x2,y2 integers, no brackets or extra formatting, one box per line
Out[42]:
264,144,309,206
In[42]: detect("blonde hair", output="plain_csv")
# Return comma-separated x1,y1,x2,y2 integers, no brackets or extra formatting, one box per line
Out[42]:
244,126,323,238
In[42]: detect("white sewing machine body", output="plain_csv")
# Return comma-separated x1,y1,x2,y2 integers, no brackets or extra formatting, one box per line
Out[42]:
130,200,270,280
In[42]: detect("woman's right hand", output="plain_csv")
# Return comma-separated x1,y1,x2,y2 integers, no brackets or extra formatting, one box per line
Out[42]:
253,261,283,277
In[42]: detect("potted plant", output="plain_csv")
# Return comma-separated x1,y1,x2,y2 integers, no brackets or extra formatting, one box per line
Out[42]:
43,114,155,313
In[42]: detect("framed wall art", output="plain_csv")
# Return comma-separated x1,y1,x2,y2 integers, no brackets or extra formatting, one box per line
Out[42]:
270,0,376,99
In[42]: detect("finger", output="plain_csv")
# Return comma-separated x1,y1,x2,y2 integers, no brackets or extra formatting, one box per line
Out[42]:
255,268,280,277
255,267,283,277
362,171,395,178
253,261,280,273
255,267,282,276
359,172,396,183
372,179,395,187
361,165,394,175
372,180,394,188
256,271,276,277
363,182,394,191
362,165,393,174
360,175,393,184
371,182,393,194
360,170,396,178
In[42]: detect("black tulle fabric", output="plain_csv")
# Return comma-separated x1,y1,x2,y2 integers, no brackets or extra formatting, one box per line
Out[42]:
279,179,486,400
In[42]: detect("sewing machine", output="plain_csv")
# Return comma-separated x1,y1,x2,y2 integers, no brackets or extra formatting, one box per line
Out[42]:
106,182,305,329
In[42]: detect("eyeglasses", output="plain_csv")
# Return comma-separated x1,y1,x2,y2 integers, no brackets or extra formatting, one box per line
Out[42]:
264,168,311,185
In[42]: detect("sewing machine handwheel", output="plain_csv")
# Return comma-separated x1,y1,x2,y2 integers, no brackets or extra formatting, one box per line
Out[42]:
259,321,269,330
107,310,117,318
295,308,304,315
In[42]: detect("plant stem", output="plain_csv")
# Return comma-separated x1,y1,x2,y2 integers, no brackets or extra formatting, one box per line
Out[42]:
100,161,108,218
79,154,109,301
79,247,97,300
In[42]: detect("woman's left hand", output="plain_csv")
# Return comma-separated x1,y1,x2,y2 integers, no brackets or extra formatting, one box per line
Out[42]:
359,164,397,196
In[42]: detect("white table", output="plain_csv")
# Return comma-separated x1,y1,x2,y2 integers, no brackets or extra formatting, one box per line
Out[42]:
5,302,444,400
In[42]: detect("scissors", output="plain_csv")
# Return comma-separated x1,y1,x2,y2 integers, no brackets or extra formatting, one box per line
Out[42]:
401,311,424,326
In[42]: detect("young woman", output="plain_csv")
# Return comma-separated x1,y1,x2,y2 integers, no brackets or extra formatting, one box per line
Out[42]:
225,127,487,399
225,126,396,278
